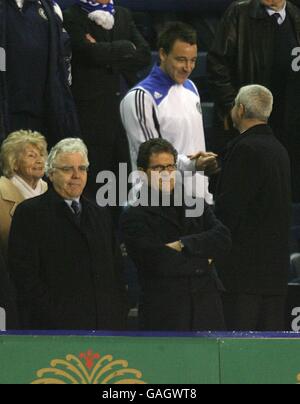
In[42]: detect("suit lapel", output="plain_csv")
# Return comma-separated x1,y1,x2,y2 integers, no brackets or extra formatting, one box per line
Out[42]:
110,7,119,41
287,2,300,45
46,188,84,232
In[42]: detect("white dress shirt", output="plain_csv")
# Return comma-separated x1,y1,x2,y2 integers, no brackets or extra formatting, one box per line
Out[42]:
266,3,287,25
65,198,82,214
15,0,24,8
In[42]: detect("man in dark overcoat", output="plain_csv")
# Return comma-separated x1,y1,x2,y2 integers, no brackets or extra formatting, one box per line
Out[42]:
215,85,291,331
207,0,300,201
9,138,128,330
121,138,232,332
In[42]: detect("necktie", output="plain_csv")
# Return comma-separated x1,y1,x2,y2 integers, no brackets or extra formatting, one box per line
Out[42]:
272,13,281,25
71,201,81,222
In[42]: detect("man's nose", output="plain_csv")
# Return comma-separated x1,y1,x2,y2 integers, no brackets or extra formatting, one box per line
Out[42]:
184,61,194,73
72,168,81,178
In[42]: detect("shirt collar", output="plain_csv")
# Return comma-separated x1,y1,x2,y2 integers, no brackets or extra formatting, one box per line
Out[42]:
152,64,177,86
14,0,38,8
15,0,24,8
65,198,81,208
266,3,287,24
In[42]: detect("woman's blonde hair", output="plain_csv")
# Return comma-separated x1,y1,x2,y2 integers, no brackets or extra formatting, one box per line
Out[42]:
0,130,48,179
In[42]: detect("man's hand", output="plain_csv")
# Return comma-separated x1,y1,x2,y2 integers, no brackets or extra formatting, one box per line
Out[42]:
166,241,182,252
86,33,97,44
189,151,220,176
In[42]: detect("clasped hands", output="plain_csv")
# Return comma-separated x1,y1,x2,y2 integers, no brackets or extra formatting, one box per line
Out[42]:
189,151,220,176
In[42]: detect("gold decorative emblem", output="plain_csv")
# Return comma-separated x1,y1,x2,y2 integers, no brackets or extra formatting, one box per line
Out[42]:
31,350,147,384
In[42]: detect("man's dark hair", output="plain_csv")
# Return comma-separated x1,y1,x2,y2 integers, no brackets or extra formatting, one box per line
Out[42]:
157,22,197,55
137,139,178,171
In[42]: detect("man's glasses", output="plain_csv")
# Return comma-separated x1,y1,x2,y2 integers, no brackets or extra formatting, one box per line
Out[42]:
54,166,89,174
149,164,177,173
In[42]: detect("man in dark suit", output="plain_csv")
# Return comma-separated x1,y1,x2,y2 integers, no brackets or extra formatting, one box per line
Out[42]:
63,1,151,200
207,0,300,202
215,85,291,331
121,139,232,332
8,138,128,330
0,249,19,330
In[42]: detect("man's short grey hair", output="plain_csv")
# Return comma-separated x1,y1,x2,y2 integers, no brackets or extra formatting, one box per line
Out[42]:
235,85,274,121
46,138,89,176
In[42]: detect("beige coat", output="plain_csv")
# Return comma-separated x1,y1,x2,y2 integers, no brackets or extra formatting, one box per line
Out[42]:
0,177,48,256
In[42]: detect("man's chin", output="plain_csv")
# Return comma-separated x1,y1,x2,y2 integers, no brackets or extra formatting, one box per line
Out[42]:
66,190,83,199
175,77,188,85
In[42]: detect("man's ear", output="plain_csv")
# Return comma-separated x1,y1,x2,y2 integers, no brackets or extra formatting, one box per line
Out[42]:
13,161,19,172
239,103,246,118
48,172,54,183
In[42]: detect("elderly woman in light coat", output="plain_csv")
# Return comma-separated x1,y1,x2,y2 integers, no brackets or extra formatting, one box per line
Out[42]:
0,130,48,256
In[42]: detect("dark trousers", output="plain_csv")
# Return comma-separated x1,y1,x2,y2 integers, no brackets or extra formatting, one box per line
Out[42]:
140,292,226,332
223,293,287,332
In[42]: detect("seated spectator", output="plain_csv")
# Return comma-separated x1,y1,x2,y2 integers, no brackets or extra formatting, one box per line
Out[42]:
0,130,48,257
0,248,19,330
215,85,291,331
121,139,231,332
8,138,128,330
